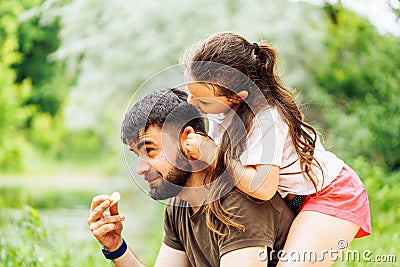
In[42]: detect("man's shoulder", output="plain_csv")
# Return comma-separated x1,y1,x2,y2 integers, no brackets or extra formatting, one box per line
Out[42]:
217,188,295,258
164,189,295,222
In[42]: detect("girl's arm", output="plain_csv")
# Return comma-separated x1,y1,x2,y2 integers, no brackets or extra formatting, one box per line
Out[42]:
230,159,280,201
186,133,279,201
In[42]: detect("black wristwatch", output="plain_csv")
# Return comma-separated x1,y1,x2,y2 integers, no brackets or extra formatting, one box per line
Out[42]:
102,239,127,260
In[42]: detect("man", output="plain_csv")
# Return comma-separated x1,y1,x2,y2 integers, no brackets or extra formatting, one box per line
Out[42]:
88,88,295,266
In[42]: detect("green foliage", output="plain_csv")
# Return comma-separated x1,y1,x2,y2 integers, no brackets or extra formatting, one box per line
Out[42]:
27,111,105,160
30,188,95,209
55,128,104,160
13,0,82,162
15,1,60,86
350,158,400,225
0,0,93,172
306,4,400,170
0,186,97,210
43,0,325,129
0,0,33,171
389,0,400,20
0,1,399,265
0,187,28,209
0,206,110,267
14,0,66,117
0,184,163,267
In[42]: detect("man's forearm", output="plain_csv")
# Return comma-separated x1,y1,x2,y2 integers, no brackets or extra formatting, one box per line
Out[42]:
112,248,145,267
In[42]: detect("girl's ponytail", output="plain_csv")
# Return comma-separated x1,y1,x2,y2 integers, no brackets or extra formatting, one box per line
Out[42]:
254,41,325,193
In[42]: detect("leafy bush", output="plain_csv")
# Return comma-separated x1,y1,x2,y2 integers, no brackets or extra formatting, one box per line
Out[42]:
0,0,34,172
0,186,99,210
306,4,400,171
0,206,111,267
0,187,28,209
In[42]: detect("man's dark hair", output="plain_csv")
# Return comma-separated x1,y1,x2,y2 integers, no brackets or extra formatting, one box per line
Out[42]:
121,88,205,144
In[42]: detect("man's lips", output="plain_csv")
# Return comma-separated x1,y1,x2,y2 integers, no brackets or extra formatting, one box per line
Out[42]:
146,176,161,184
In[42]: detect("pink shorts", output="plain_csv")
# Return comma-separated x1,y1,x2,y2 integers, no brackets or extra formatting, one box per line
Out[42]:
300,164,371,238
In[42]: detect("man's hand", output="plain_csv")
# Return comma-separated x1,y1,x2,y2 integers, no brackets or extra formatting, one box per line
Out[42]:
88,194,126,252
186,133,218,166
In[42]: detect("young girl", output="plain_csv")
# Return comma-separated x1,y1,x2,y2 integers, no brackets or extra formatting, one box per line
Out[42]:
183,32,371,266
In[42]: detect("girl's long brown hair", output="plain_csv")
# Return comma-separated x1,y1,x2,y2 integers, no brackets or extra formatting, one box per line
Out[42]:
182,32,324,236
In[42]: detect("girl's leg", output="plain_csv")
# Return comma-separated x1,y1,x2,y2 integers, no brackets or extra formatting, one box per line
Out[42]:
277,211,359,267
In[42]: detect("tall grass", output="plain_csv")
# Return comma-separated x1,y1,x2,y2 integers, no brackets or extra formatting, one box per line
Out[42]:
0,206,111,267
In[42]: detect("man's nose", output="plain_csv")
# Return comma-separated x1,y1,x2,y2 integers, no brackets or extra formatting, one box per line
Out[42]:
136,155,151,176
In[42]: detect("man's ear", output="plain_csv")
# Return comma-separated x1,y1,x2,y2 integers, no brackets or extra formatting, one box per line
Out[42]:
179,126,195,154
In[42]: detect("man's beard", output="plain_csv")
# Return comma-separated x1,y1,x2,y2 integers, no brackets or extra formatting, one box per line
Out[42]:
148,151,191,200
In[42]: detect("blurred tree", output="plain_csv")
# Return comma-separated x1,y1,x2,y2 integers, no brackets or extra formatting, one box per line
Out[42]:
389,0,400,20
0,0,33,171
13,0,64,117
42,0,400,170
42,0,326,130
7,0,83,158
307,3,400,170
0,0,79,171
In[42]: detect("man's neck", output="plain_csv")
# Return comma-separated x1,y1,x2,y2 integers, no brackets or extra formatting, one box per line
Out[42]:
178,170,211,213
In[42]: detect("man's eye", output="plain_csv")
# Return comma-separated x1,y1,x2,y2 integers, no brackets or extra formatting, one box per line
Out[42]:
146,148,154,153
199,100,208,105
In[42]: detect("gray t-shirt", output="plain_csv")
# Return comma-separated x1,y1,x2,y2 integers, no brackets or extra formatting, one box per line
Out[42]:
163,188,295,266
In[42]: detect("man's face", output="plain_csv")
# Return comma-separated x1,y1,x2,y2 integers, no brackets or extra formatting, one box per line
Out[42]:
129,126,191,200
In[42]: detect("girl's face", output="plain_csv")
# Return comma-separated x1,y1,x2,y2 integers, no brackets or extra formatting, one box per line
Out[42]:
184,71,236,115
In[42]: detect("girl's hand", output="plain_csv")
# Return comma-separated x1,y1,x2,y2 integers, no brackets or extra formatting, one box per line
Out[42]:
88,194,126,252
186,133,218,166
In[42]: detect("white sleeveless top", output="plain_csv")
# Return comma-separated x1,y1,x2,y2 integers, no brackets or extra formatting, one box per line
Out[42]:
207,107,344,198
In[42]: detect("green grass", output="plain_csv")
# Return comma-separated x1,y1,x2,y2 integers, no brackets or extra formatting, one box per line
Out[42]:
0,206,112,267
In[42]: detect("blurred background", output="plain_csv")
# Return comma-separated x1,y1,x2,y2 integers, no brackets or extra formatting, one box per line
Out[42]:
0,0,399,266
